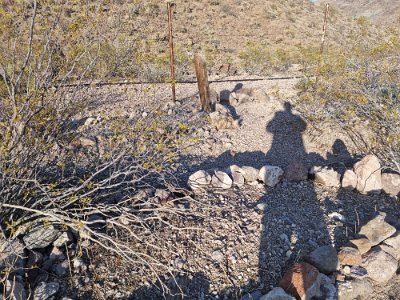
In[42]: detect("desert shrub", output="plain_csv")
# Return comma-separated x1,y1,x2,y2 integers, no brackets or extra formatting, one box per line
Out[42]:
0,1,201,294
297,29,400,171
239,42,272,74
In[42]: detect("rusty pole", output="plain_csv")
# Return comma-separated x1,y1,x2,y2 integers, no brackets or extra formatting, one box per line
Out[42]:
317,3,330,78
167,1,176,102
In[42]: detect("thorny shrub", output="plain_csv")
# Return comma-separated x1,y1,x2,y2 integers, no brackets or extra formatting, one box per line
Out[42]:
297,27,400,172
0,0,202,295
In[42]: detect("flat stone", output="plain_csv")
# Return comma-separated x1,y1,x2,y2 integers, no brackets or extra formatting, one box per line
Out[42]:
310,166,340,187
380,231,400,260
231,171,245,186
259,287,295,300
279,262,321,300
23,224,61,250
354,154,382,194
338,247,362,266
337,279,373,300
363,246,398,283
358,212,396,246
306,245,339,274
33,282,59,300
258,165,284,187
381,173,400,196
348,238,371,255
53,231,73,248
0,239,25,275
211,171,232,189
188,170,211,191
342,170,358,190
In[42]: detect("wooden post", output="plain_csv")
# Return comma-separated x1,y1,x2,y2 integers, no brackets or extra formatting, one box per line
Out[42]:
317,3,330,78
193,54,211,112
167,1,176,102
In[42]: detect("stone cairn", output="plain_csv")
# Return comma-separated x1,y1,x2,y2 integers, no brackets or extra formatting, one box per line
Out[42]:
188,154,400,300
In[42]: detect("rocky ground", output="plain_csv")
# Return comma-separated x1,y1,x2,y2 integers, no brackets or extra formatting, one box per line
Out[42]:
2,75,399,299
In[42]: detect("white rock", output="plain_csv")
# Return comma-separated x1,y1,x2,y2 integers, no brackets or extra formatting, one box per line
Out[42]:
211,171,233,189
354,155,382,194
342,169,358,190
240,166,259,183
310,166,340,187
258,165,284,187
188,170,212,191
84,117,96,127
381,173,400,196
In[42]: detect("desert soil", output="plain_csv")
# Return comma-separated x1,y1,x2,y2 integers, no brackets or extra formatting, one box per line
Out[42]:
71,75,400,299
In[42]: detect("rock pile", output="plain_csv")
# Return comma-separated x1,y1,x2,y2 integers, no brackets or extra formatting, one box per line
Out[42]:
309,155,399,197
0,220,87,300
188,164,284,192
254,212,400,300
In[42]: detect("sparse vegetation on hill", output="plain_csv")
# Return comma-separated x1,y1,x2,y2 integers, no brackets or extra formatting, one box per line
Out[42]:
297,24,400,172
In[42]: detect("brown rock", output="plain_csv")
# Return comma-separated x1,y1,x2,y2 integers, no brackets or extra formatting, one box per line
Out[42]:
348,238,371,255
279,262,322,300
354,154,382,194
381,173,400,197
338,247,362,266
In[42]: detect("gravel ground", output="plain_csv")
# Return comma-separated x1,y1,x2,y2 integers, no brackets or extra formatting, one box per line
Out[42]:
71,76,400,299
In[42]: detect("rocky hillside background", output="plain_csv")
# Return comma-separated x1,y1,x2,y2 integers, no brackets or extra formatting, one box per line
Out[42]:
319,0,400,25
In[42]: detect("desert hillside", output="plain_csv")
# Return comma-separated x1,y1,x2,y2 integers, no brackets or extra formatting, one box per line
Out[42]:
318,0,400,25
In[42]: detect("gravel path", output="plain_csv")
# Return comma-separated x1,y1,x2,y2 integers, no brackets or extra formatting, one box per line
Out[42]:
80,76,400,299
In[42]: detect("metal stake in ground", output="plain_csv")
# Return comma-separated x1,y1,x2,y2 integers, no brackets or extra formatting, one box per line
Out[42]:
317,3,330,78
167,1,176,102
193,54,212,112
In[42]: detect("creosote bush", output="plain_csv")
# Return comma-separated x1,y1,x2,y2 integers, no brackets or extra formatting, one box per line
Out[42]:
0,1,202,294
297,27,400,172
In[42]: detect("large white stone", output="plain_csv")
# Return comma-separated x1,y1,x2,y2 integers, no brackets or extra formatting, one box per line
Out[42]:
354,155,382,194
258,165,284,187
188,170,211,191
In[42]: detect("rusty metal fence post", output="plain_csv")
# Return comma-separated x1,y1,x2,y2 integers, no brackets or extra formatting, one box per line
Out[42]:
317,3,330,79
167,1,176,102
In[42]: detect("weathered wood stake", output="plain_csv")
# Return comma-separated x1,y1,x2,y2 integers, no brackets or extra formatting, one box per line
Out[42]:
193,54,211,112
167,1,176,102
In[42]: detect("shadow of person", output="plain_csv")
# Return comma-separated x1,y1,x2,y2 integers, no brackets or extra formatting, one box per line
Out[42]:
129,272,210,300
257,101,332,293
265,102,308,167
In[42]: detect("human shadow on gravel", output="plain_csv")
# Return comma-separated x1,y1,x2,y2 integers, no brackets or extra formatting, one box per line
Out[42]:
256,101,331,294
129,272,210,300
